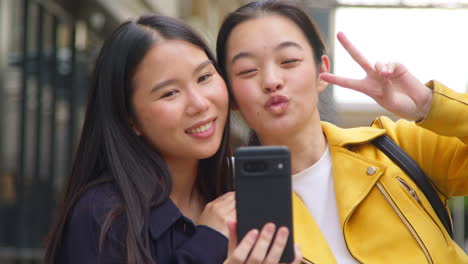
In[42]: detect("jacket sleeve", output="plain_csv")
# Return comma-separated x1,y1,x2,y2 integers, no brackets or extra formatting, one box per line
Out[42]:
169,225,228,264
372,81,468,197
418,80,468,143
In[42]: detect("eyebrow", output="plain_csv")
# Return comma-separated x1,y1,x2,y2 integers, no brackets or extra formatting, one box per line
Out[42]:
231,52,253,64
275,41,303,51
150,59,213,94
193,60,213,75
230,41,303,65
150,79,176,94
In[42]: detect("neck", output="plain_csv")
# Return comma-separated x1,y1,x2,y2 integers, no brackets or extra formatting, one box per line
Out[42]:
167,158,203,217
259,116,327,175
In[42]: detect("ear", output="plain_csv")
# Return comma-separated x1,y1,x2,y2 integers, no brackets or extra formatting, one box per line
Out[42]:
129,118,142,136
317,55,331,93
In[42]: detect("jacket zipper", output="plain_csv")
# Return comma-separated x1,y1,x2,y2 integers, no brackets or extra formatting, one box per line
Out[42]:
396,177,450,241
302,257,314,264
376,183,433,264
396,177,422,204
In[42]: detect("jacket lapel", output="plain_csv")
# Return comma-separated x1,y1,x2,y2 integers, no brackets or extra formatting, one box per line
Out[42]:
322,122,388,226
329,146,386,227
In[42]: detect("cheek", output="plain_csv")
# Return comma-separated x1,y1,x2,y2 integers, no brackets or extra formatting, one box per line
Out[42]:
288,67,318,93
209,78,230,113
230,79,258,107
135,103,175,136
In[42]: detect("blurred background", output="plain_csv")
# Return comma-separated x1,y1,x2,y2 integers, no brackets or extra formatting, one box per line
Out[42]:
0,0,467,263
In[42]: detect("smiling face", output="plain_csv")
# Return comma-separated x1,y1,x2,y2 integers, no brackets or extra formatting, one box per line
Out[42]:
225,15,329,141
131,39,228,162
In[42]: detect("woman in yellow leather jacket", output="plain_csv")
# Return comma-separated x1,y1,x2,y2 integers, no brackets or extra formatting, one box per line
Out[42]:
216,1,468,263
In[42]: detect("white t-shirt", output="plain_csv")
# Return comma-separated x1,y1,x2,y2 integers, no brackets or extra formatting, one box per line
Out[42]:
292,145,359,264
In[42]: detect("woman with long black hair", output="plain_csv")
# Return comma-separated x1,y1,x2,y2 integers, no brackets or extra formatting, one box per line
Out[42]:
42,14,236,263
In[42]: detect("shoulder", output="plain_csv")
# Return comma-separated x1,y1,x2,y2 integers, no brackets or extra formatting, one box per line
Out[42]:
63,181,124,248
58,182,124,263
370,115,413,130
70,182,121,226
321,121,385,147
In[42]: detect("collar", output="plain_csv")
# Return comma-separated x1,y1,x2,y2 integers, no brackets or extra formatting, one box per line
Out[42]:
321,121,386,147
149,198,187,239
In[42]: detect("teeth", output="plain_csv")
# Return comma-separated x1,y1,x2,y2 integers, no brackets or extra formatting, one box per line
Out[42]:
187,121,213,134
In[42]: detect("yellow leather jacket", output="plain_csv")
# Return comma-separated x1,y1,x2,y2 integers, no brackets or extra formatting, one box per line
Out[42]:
294,81,468,264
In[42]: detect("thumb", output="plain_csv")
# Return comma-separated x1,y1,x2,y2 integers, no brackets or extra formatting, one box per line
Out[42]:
227,221,238,255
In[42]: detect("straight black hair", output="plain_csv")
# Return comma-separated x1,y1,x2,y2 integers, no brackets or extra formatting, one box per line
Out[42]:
216,0,327,145
44,15,233,263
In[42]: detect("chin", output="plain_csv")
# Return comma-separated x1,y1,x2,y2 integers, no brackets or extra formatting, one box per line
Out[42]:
197,145,222,160
197,151,218,160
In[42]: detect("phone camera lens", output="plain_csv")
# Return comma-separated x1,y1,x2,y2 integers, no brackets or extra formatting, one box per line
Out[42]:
244,161,267,172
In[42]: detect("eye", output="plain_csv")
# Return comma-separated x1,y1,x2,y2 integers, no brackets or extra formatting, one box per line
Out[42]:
160,90,179,99
282,59,301,65
197,73,213,83
238,69,257,76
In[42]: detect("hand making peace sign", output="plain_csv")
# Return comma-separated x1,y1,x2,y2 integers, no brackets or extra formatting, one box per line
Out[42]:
320,32,434,121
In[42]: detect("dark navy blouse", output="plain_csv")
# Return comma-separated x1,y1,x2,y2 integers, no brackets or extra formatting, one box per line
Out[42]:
57,183,228,263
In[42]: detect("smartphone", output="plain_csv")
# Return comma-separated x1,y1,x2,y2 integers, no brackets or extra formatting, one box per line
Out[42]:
234,145,294,263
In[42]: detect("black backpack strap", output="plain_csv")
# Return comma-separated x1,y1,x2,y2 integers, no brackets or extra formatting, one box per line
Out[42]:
371,134,453,238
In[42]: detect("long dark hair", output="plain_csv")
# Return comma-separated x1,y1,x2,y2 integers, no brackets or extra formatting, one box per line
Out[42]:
44,15,233,263
216,0,326,145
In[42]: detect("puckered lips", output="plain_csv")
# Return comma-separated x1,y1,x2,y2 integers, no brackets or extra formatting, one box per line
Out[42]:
264,95,289,115
185,117,216,139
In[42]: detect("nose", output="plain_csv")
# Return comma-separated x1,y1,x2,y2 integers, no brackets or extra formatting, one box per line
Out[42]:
262,66,284,93
186,88,210,116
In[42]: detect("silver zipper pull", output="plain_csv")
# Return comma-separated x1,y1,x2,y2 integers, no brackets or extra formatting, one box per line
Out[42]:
409,189,421,203
397,177,422,205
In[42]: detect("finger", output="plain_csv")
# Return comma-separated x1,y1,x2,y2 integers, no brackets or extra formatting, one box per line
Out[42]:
337,32,374,74
229,228,259,263
207,192,232,209
219,196,236,216
386,62,407,79
386,62,396,75
220,191,235,201
319,73,364,92
222,206,237,225
375,62,394,90
375,61,387,75
233,204,237,218
229,206,237,222
248,223,276,263
223,192,236,204
376,61,401,79
219,194,236,208
212,192,235,213
264,227,289,264
227,221,238,254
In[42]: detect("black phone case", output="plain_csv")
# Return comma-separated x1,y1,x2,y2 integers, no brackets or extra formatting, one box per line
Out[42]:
234,146,294,263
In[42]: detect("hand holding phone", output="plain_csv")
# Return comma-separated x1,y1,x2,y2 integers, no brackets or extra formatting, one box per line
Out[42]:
234,146,295,263
224,221,302,264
